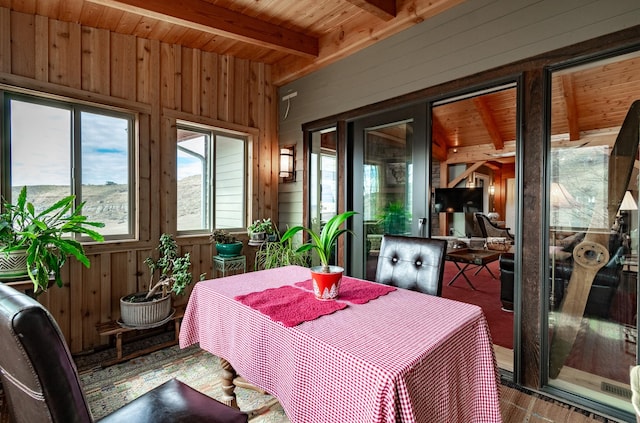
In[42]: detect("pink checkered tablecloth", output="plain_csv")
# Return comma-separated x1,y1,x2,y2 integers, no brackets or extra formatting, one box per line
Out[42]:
179,265,502,423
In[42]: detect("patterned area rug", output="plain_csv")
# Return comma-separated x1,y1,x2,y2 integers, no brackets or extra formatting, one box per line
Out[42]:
78,342,290,422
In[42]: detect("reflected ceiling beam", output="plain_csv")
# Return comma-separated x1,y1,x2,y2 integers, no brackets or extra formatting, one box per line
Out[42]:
345,0,396,21
432,115,450,161
447,161,486,188
87,0,319,58
473,97,504,150
561,74,581,141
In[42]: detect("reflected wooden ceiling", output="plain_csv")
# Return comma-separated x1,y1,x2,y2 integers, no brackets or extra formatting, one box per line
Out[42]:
4,0,464,86
433,52,640,166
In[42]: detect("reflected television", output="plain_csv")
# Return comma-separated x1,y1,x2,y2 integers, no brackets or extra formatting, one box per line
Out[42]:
433,188,483,213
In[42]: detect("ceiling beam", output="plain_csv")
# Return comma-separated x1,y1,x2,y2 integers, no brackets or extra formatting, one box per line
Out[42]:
87,0,319,58
345,0,396,21
473,97,504,150
561,74,581,141
272,0,464,85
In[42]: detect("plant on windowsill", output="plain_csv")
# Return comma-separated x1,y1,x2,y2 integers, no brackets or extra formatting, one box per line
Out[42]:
280,211,357,300
120,233,204,327
0,186,105,294
211,229,243,258
247,218,275,244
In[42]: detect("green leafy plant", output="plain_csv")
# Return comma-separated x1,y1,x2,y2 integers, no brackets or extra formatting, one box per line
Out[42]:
138,233,203,301
210,229,237,244
247,218,275,236
0,186,105,292
254,230,309,270
280,211,357,273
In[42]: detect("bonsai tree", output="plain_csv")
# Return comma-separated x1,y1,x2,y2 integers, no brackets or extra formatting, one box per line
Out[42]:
280,211,357,273
143,233,203,300
0,186,105,293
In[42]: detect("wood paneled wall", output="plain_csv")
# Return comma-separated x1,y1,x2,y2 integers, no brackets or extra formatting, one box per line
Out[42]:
0,7,278,353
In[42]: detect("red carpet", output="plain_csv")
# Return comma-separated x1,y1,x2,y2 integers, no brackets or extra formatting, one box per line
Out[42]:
441,260,514,349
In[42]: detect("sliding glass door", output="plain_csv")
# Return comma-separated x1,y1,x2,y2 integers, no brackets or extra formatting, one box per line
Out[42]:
349,105,427,280
545,51,640,419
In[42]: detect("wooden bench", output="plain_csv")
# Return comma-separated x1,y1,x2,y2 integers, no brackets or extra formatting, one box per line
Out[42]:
96,305,185,367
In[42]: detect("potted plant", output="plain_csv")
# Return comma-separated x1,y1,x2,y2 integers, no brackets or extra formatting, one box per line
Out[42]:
254,229,309,270
211,229,243,257
247,218,275,244
120,233,202,327
0,186,105,293
280,211,357,300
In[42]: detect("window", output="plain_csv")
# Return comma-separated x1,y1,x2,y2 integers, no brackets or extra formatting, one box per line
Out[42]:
177,125,246,232
3,93,134,239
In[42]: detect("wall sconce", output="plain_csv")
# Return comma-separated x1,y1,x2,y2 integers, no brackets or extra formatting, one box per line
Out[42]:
489,184,495,196
279,145,295,182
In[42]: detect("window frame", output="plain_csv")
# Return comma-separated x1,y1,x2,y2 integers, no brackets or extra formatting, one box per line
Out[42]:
176,121,249,235
1,90,137,241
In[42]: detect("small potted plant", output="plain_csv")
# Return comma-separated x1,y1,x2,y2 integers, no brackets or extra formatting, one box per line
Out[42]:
247,218,275,244
0,186,105,293
280,211,357,300
254,228,309,270
120,233,203,327
211,229,243,257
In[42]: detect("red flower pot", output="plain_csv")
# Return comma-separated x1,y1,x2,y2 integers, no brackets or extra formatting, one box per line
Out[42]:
310,266,343,300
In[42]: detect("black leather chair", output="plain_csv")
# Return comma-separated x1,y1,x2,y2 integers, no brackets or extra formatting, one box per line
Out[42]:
375,235,447,296
0,283,248,423
475,213,515,240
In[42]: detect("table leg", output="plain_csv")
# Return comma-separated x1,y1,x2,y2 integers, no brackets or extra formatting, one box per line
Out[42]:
473,264,497,279
219,357,239,409
447,262,476,290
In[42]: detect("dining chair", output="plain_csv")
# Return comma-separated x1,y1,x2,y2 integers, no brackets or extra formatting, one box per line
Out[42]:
475,213,515,240
0,283,248,423
374,234,447,296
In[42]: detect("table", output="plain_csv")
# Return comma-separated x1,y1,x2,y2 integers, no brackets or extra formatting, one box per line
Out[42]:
179,266,501,423
213,255,246,277
445,248,501,289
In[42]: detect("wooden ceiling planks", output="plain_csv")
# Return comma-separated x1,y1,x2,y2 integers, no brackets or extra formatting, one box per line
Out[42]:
3,0,463,85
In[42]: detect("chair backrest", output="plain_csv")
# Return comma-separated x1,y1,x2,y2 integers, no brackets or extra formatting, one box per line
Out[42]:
475,213,515,240
375,235,447,296
0,283,93,423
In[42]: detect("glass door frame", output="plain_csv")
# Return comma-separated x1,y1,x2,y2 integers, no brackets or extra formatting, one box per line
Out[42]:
348,103,428,279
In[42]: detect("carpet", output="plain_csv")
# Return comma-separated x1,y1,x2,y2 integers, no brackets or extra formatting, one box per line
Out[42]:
79,343,288,421
441,260,514,349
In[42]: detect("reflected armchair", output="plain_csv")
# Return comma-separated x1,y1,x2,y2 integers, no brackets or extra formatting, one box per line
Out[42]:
375,235,447,296
475,213,515,240
0,283,248,423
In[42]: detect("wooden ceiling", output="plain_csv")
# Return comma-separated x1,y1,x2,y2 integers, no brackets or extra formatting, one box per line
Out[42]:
2,0,464,86
432,52,640,166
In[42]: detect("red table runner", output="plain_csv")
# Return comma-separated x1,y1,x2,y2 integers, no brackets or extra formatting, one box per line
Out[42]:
234,285,347,327
294,276,396,304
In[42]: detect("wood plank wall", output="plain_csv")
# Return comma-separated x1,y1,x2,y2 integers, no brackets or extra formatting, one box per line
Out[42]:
0,8,278,353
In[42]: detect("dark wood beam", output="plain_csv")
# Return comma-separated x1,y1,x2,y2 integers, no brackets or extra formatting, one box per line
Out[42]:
87,0,319,57
345,0,396,21
561,74,581,141
473,97,504,150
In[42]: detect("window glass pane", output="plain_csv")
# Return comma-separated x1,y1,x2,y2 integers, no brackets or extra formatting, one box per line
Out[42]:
10,99,71,207
177,128,209,231
546,52,640,417
81,111,131,236
215,135,245,229
7,95,133,239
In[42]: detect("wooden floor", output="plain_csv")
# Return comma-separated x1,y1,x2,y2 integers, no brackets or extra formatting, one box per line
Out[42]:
496,345,629,422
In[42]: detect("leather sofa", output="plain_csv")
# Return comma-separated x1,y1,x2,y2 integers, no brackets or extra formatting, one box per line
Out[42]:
499,240,627,317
